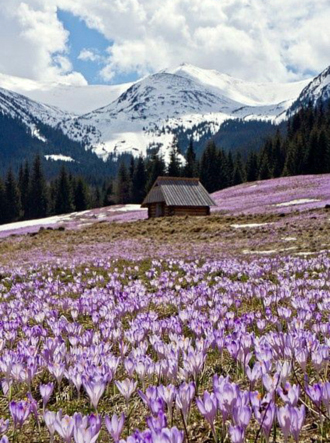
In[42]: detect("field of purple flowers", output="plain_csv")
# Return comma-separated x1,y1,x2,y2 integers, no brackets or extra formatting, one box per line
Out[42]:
0,250,330,442
0,174,329,442
212,174,330,215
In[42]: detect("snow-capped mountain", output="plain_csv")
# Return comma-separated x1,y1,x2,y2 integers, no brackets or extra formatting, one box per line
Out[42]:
59,64,311,161
290,65,330,112
2,63,329,165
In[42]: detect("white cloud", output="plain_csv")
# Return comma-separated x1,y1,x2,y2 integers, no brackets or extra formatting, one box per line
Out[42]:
0,0,329,84
0,0,86,84
78,49,103,63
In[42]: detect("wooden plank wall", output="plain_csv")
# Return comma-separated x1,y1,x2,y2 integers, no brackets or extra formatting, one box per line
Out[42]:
147,204,210,218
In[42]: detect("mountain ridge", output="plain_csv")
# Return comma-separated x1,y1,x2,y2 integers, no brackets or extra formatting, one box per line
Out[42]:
0,63,329,167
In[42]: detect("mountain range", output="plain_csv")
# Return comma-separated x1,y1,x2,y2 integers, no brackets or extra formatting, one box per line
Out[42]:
0,63,329,176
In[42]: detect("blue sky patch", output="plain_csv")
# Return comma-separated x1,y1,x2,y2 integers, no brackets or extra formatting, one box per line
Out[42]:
57,10,140,85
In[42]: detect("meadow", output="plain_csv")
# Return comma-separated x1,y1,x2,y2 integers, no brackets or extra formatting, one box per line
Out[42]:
0,175,330,443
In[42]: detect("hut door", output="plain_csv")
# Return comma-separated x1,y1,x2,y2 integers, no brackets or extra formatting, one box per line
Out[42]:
155,203,164,217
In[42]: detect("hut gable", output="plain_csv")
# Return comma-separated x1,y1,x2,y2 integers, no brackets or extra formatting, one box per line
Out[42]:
141,177,216,218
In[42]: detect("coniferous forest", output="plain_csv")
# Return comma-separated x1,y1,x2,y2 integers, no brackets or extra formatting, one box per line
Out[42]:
1,103,330,225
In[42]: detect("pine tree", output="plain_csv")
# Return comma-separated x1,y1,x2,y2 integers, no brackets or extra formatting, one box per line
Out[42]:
48,179,58,215
4,168,21,222
129,156,135,179
272,131,284,177
318,130,329,173
246,152,259,182
217,149,230,190
18,161,30,218
103,181,115,206
184,138,197,177
0,178,6,224
132,156,147,203
29,155,49,219
200,141,220,192
115,162,131,204
55,166,74,214
226,152,234,187
145,153,166,192
232,153,246,186
93,187,103,208
282,141,299,176
167,139,182,177
74,177,90,211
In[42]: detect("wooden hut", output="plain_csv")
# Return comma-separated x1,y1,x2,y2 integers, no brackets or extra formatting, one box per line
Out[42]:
141,177,216,218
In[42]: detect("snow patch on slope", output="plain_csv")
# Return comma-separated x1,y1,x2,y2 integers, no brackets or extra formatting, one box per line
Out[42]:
45,155,75,162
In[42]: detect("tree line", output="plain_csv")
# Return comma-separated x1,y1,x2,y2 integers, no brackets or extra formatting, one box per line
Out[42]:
245,102,330,181
0,156,108,225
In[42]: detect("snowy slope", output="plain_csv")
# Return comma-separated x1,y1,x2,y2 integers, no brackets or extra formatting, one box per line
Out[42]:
0,72,133,115
0,87,73,142
290,65,330,111
166,64,309,106
59,64,311,161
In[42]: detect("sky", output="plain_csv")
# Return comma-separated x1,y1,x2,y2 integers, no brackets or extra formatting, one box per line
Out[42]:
0,0,329,86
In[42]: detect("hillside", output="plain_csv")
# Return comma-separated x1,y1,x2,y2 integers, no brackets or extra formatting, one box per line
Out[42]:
212,174,330,214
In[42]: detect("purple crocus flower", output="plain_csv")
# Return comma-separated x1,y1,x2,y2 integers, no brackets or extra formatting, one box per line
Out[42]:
321,382,330,414
9,400,31,429
40,382,54,409
175,382,195,425
73,413,101,443
277,405,291,442
290,405,305,442
104,413,125,443
157,384,176,420
0,437,9,443
196,391,217,426
254,401,275,442
54,410,75,443
154,427,184,443
305,383,322,407
44,410,56,441
146,410,167,434
138,386,158,407
229,425,245,443
215,381,238,421
83,375,108,409
48,362,65,385
0,418,9,434
115,378,137,403
277,382,300,406
233,405,251,430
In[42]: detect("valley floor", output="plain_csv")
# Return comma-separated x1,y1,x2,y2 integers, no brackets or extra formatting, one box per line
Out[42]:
0,206,329,268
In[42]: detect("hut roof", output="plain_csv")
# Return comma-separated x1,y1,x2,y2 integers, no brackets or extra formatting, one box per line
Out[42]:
141,177,216,207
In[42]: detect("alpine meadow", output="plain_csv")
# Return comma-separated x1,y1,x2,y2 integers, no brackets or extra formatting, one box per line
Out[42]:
0,2,330,443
